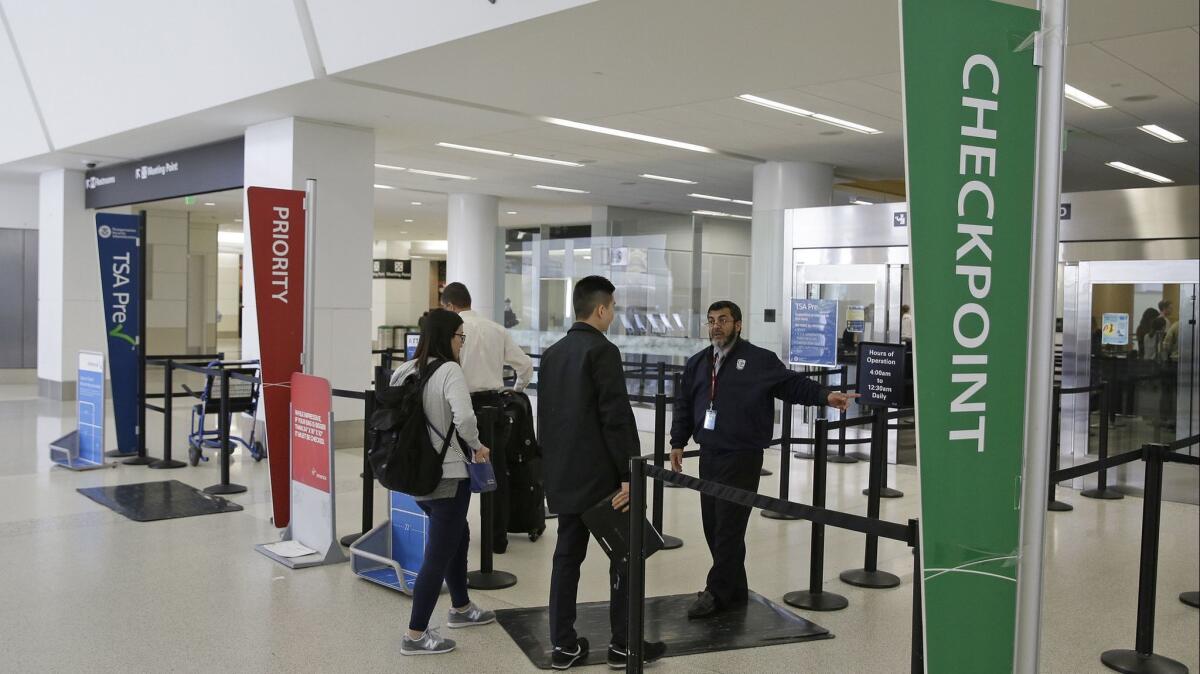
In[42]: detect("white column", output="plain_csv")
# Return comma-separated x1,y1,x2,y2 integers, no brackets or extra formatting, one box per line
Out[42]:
447,193,500,320
242,118,374,423
36,169,104,399
749,161,833,356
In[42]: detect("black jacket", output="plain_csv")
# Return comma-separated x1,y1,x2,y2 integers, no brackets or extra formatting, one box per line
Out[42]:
537,322,639,514
670,338,830,453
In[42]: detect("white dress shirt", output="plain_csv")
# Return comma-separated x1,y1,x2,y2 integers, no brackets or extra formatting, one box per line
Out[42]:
458,310,534,393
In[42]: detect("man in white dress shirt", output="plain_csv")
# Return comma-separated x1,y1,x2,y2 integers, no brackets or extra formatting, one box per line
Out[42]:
441,282,534,552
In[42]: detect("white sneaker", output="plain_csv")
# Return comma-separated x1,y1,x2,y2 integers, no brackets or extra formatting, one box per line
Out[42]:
447,601,496,628
401,627,456,655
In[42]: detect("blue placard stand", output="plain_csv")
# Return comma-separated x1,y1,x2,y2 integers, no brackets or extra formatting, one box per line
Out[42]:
50,351,114,471
349,490,429,594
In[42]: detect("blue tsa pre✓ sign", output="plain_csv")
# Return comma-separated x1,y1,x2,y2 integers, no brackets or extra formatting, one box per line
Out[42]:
95,213,142,455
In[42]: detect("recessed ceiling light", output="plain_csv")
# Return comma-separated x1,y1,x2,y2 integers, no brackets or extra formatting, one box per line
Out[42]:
1063,84,1110,109
534,184,590,194
1105,161,1173,184
730,199,753,206
688,193,731,202
692,209,752,221
373,184,396,190
438,142,585,167
850,198,874,205
404,219,414,223
737,94,882,134
399,230,408,234
436,142,509,157
542,117,717,154
1137,124,1186,144
513,153,584,167
234,218,242,223
411,201,422,206
203,202,216,206
408,168,475,180
506,211,518,215
640,173,697,184
374,163,407,171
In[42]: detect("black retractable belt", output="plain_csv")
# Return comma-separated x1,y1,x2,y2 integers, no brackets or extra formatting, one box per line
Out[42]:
839,406,901,589
762,402,801,521
784,417,848,611
1046,385,1073,511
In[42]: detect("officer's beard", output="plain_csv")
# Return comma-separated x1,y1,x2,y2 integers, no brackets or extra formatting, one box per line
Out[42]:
711,329,740,350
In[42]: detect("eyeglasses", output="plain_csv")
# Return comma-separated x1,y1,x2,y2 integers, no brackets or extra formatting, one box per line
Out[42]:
454,332,467,344
707,317,736,326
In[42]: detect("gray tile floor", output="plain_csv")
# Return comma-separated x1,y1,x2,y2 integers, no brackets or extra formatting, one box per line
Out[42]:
0,386,1196,673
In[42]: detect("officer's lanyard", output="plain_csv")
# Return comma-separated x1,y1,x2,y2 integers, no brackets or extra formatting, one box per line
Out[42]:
709,350,721,409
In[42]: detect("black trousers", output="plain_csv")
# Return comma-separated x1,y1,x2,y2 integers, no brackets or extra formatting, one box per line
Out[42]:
699,448,764,606
549,513,628,650
471,392,509,546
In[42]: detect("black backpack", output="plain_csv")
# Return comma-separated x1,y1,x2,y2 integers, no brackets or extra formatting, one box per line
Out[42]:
367,360,454,496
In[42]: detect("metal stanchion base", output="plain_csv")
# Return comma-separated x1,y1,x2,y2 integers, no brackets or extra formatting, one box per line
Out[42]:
660,534,683,550
1048,500,1074,512
862,487,904,498
122,456,157,466
839,568,902,589
204,483,247,495
1100,649,1188,674
827,454,859,464
784,589,848,612
105,449,138,458
467,570,517,590
848,451,872,462
792,450,815,460
1081,487,1125,500
760,468,773,476
1180,591,1200,608
148,458,187,469
761,509,803,521
340,531,367,547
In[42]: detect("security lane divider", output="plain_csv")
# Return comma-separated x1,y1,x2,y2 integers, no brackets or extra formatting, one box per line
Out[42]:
1097,436,1199,674
144,355,232,470
650,362,684,548
626,451,922,673
134,352,225,465
331,383,374,548
841,407,909,589
864,407,913,500
785,417,848,611
1047,380,1117,510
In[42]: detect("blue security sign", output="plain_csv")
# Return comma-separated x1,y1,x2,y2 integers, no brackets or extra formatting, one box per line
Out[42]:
790,298,839,366
76,351,106,465
96,213,141,454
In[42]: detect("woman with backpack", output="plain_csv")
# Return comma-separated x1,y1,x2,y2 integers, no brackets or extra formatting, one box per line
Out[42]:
389,308,495,655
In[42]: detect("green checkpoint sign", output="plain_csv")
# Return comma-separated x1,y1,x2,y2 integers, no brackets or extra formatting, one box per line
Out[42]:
900,0,1040,671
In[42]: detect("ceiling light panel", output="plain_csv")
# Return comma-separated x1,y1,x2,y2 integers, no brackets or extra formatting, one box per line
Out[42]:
408,168,475,180
688,193,731,202
542,117,717,153
373,184,395,190
737,94,882,134
1063,84,1110,109
534,184,590,194
438,142,584,167
1105,161,1173,184
1137,124,1186,144
374,163,406,171
640,173,698,184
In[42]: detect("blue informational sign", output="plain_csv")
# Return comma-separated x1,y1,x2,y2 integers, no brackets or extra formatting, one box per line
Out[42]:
95,213,141,454
405,333,420,361
76,352,106,465
390,491,429,592
1101,312,1129,346
790,298,839,366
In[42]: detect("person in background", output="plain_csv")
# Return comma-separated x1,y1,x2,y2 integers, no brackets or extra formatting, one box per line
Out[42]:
900,304,914,344
1135,307,1161,358
389,309,495,656
440,282,534,553
670,300,858,620
504,298,520,329
537,276,667,670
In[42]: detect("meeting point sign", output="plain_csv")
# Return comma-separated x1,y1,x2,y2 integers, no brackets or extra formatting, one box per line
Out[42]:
901,0,1039,671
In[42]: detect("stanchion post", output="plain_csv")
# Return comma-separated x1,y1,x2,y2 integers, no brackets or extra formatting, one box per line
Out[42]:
829,367,858,464
910,519,924,674
840,406,901,589
467,405,517,590
1100,444,1187,673
149,359,186,469
627,456,647,674
763,403,801,520
863,408,905,498
1047,386,1072,511
785,418,848,610
1083,382,1124,500
341,388,376,547
205,368,247,495
664,372,685,490
652,362,683,548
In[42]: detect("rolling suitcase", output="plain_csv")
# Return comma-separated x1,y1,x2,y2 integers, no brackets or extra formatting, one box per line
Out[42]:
501,391,546,541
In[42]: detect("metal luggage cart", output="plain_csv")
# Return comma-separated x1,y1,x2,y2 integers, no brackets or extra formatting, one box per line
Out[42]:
183,361,265,466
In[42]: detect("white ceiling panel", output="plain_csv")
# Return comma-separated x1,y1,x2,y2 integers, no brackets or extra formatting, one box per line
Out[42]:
1066,0,1198,44
2,0,314,149
0,19,47,164
1096,28,1200,103
798,80,904,121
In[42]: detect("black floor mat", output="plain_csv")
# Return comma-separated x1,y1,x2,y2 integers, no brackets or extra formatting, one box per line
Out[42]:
77,480,243,522
496,590,831,669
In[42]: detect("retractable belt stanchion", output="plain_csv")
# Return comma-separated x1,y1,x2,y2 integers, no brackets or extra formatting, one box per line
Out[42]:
792,367,833,462
762,402,802,521
651,363,684,548
204,368,247,495
468,404,518,590
627,456,648,674
862,407,905,499
784,417,848,610
1047,385,1073,511
338,382,376,548
1083,381,1124,500
909,518,924,673
148,359,186,469
1100,442,1198,674
664,371,684,490
840,406,901,589
828,370,859,465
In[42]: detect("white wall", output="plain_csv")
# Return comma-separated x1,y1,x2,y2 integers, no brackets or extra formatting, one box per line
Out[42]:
0,174,38,229
370,240,431,345
217,253,240,335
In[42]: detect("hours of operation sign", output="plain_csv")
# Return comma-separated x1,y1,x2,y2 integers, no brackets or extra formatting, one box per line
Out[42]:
856,342,906,408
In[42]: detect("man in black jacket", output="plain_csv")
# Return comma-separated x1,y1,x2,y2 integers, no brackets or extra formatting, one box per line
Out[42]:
538,276,666,670
670,300,857,619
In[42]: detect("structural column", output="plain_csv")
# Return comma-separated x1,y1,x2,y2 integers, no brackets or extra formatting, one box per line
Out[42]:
242,118,374,426
447,193,501,320
36,169,104,400
750,161,834,357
